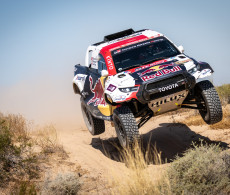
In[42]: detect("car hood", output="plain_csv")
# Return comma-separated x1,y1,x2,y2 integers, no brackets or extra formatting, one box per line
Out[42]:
104,54,196,93
125,54,195,84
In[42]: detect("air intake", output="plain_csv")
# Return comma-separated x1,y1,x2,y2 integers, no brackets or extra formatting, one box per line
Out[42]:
104,28,135,42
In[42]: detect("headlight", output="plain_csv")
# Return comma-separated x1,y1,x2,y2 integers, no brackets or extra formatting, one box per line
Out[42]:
119,86,139,93
188,67,197,74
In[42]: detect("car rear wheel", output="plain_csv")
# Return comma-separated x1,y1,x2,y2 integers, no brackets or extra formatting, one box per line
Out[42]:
196,80,222,124
113,106,140,147
81,102,105,135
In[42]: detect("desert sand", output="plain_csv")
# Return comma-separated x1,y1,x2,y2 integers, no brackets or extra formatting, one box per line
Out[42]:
52,108,230,194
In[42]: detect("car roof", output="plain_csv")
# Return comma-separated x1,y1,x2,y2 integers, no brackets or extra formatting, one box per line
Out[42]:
92,29,164,52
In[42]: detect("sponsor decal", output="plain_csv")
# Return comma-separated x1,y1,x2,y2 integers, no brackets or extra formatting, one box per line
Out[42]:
91,57,98,68
107,84,117,92
150,93,186,107
201,69,211,76
112,38,164,56
135,59,168,71
198,68,212,78
110,38,149,52
141,66,182,81
106,56,114,70
158,83,179,92
87,76,106,106
114,95,126,102
114,49,121,54
76,75,87,81
175,59,191,64
138,63,174,76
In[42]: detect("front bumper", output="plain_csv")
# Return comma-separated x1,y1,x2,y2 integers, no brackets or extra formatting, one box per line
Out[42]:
136,71,196,104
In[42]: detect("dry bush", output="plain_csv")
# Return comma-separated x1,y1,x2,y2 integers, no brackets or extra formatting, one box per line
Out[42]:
0,112,67,192
10,181,37,195
0,113,39,187
167,143,230,195
110,142,230,195
40,172,80,195
34,125,67,158
4,114,30,143
111,143,170,195
181,106,230,129
216,84,230,105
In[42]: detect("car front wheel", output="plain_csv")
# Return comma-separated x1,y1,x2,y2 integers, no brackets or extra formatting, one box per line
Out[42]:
81,101,105,135
113,106,140,147
196,80,223,124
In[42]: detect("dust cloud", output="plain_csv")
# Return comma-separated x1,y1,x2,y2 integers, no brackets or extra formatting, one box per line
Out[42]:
0,71,84,130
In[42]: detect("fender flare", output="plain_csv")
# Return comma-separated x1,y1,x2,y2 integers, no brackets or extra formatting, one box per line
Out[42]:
197,62,214,73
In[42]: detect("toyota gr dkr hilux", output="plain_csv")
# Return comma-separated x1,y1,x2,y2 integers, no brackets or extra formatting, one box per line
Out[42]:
73,29,222,147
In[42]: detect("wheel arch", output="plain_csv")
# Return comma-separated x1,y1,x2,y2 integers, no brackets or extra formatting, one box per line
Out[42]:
73,83,80,94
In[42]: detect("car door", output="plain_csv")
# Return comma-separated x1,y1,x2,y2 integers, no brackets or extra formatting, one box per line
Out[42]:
82,54,107,117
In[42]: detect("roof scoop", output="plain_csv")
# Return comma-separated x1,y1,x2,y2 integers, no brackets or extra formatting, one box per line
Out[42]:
104,29,135,41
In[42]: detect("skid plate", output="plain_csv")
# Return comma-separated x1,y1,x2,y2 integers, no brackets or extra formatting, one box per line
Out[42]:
148,90,188,115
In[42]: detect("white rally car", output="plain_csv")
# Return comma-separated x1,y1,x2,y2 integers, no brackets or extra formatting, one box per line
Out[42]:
73,29,222,147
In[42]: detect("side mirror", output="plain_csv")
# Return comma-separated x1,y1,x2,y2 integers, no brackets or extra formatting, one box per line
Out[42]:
178,45,184,53
101,70,109,77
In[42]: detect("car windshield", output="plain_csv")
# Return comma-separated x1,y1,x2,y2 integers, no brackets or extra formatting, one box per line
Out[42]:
111,37,180,72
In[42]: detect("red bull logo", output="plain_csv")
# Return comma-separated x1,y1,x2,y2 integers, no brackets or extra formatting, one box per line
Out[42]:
138,64,173,76
141,66,182,82
87,76,106,106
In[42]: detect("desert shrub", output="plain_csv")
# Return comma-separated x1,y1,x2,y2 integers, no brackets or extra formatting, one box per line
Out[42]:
0,119,16,181
0,112,70,193
41,172,80,195
4,114,30,143
34,125,67,158
111,142,230,195
11,181,37,195
111,143,170,195
167,143,230,195
0,113,39,187
216,84,230,105
0,120,13,156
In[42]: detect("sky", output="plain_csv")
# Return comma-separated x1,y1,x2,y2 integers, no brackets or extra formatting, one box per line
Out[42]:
0,0,230,126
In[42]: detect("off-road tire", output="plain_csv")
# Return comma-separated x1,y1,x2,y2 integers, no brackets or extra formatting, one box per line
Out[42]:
81,102,105,135
196,80,222,124
113,106,140,147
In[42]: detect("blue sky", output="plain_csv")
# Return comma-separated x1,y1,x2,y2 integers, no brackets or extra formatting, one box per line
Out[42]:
0,0,229,124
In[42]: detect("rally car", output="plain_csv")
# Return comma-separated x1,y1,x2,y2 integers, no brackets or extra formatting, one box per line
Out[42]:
73,29,222,147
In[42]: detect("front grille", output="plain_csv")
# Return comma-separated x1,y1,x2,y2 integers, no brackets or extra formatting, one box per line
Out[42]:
149,85,186,100
146,74,185,91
